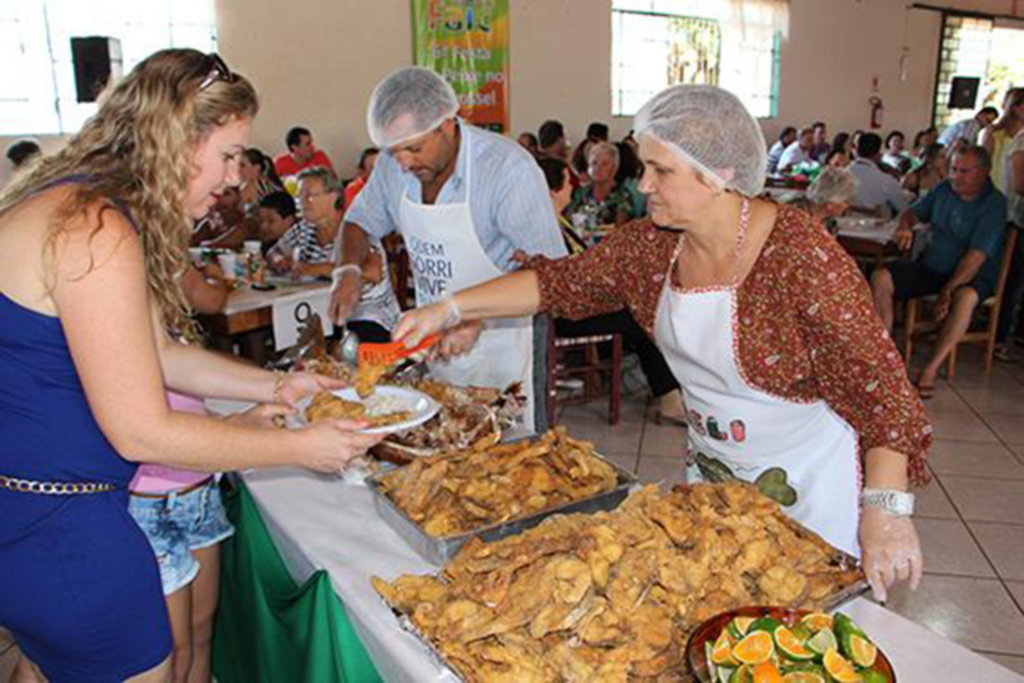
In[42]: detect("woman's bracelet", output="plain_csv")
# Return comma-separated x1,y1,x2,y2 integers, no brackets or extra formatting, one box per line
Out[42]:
272,370,286,404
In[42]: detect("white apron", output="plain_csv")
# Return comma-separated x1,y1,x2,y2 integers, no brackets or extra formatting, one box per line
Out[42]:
653,203,861,557
397,132,537,433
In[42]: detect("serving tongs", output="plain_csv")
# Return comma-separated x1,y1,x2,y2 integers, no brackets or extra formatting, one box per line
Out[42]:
336,330,442,367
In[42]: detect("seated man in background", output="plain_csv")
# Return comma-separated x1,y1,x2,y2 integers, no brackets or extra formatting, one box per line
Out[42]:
273,126,335,192
777,127,815,173
870,146,1007,396
258,191,298,248
269,168,400,340
344,147,379,208
939,106,999,147
809,121,830,162
766,126,797,174
849,132,911,217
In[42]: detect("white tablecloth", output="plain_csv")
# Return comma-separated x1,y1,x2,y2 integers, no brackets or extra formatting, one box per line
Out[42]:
834,217,899,245
211,402,1023,683
221,278,330,316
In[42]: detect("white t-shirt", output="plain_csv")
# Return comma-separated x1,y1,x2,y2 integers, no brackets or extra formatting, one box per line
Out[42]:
777,142,810,172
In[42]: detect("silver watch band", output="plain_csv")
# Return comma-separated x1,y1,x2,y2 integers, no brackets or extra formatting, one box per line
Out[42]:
860,488,915,516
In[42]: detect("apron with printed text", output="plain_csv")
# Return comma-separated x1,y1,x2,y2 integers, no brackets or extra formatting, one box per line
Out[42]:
397,132,537,432
653,203,861,556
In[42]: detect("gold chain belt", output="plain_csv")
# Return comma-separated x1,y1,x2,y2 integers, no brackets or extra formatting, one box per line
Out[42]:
0,474,118,495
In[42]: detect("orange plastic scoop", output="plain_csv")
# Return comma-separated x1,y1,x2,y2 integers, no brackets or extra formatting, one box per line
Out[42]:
358,334,441,366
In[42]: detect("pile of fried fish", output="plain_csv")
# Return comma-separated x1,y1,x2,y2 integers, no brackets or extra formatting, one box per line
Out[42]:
373,483,863,682
376,429,620,538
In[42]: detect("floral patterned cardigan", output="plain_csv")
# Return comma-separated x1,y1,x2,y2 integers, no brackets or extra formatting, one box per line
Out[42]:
530,205,932,485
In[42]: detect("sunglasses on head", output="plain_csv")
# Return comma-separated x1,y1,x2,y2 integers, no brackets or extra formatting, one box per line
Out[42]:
197,53,236,92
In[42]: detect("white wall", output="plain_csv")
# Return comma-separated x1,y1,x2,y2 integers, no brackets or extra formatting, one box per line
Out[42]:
3,0,1020,187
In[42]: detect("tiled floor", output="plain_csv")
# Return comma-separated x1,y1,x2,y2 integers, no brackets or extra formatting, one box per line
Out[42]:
551,345,1024,678
3,349,1024,680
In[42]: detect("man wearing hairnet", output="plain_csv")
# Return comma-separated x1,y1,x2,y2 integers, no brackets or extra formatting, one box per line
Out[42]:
330,67,565,432
391,84,933,605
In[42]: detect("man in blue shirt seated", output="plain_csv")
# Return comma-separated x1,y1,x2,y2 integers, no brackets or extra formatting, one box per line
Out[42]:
870,146,1008,396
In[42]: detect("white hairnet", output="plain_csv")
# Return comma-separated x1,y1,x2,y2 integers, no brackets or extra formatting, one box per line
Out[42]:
807,167,859,205
634,85,767,197
367,66,460,149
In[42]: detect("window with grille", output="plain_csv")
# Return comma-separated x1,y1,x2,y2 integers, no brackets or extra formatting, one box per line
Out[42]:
933,13,1024,129
0,0,216,136
611,0,782,119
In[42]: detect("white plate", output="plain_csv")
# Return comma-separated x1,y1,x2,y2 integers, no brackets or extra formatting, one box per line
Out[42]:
292,386,440,435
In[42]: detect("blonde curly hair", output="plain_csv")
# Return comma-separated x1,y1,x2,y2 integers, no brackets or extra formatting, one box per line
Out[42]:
0,48,258,337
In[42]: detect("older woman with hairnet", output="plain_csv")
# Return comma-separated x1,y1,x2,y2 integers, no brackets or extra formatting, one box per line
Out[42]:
798,166,859,230
395,85,932,602
329,67,565,433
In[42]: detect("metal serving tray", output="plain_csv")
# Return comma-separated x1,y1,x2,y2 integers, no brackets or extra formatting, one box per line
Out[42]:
365,452,638,566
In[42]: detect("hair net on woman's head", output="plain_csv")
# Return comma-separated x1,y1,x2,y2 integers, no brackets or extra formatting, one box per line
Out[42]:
634,85,767,197
367,66,460,149
807,167,859,206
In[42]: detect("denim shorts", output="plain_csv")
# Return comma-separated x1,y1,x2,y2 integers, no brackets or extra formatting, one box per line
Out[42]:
128,479,234,595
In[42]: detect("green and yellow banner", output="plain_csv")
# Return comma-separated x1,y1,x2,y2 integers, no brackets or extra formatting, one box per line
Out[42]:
411,0,509,133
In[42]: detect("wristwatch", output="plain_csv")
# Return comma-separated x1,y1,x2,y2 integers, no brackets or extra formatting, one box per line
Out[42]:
860,488,915,516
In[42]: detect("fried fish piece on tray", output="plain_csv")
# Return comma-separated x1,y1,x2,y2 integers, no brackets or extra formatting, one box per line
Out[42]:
375,428,619,538
373,482,867,683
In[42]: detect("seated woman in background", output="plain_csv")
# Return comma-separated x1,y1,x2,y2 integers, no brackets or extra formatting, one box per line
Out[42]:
568,141,645,230
268,167,400,341
825,132,852,168
238,148,283,216
824,147,851,169
901,143,948,198
882,131,911,174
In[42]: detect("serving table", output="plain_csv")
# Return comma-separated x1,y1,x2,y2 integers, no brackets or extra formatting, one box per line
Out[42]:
207,402,1023,683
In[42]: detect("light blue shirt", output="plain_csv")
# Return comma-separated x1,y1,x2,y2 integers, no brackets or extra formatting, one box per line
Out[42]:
849,158,910,217
345,120,566,271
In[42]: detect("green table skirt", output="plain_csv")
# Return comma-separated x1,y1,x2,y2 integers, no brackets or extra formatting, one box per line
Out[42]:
212,480,382,683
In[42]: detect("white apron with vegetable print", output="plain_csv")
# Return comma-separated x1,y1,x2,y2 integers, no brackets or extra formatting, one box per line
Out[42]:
654,280,862,557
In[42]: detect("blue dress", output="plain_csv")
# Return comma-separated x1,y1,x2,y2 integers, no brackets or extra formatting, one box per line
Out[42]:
0,212,172,680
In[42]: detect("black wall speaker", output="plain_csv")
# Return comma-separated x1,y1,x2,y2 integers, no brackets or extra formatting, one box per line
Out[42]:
948,76,981,110
71,36,122,103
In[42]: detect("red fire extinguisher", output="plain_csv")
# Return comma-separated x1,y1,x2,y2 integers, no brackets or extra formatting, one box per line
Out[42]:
869,96,884,130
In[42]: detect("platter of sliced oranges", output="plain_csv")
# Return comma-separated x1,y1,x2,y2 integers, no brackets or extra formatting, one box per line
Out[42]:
688,607,895,683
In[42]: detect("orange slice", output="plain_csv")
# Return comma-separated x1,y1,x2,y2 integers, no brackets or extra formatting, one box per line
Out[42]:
781,673,826,683
774,625,815,661
800,612,833,632
847,633,878,668
752,661,784,683
733,630,775,665
823,647,860,683
712,630,738,666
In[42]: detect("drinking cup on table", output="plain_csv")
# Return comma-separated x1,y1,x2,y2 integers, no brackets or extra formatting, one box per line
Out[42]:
217,252,238,281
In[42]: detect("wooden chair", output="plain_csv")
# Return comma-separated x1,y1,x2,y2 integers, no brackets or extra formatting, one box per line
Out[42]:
547,320,622,427
903,225,1019,377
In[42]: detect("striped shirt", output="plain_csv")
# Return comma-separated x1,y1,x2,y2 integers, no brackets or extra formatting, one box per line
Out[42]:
345,119,567,271
270,220,337,264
